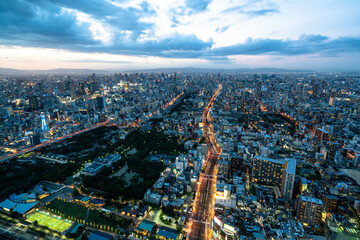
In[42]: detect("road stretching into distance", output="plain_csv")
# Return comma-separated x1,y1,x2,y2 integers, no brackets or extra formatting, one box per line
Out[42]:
0,91,186,163
0,119,109,163
129,91,184,127
189,84,222,240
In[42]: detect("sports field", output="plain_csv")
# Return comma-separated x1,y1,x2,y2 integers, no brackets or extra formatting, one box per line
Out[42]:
27,211,72,233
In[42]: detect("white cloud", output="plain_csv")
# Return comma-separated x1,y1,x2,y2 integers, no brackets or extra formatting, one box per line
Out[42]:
65,9,112,44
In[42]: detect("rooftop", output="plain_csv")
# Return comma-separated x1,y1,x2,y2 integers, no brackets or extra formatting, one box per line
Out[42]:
300,195,323,205
138,219,155,232
157,226,179,240
285,158,297,174
12,201,38,215
0,199,17,211
254,156,285,165
88,230,113,240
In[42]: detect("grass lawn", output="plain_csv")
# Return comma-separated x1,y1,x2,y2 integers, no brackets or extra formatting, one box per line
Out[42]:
27,211,72,233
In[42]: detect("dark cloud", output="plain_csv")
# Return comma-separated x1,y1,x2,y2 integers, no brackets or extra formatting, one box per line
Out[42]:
106,33,214,53
0,0,157,47
1,32,213,58
135,34,360,59
0,0,214,55
299,34,329,42
0,0,35,17
205,35,360,57
0,0,96,45
49,0,155,39
0,0,359,61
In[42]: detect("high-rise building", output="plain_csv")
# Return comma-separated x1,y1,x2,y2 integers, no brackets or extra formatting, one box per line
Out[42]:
70,82,77,99
40,113,48,131
251,156,285,186
281,158,296,199
30,134,41,147
78,83,86,96
314,128,330,142
96,96,106,111
296,195,323,225
323,141,342,159
29,95,41,111
90,81,100,93
65,77,71,91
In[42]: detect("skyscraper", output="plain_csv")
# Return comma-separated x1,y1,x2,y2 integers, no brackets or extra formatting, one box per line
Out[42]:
40,113,48,131
251,156,285,186
70,82,77,99
78,82,86,96
29,95,41,111
96,96,106,111
90,81,100,93
281,158,296,200
30,134,41,147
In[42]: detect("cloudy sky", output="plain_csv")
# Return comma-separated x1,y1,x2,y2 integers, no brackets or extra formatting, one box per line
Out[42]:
0,0,360,70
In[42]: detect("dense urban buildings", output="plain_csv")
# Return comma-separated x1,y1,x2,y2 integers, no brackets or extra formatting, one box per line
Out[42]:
0,71,360,240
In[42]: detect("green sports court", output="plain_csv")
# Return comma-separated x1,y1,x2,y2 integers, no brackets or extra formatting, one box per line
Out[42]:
27,211,73,233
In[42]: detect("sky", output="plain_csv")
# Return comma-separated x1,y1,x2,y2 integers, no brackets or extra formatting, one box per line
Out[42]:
0,0,360,71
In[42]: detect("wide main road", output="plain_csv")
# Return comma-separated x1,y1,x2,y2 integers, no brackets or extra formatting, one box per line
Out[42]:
189,84,222,240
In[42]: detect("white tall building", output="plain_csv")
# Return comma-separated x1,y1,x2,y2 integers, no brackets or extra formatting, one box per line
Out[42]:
40,113,48,131
281,158,297,200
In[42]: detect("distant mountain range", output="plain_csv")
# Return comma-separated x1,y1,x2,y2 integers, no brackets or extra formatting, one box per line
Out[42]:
122,67,315,73
0,67,358,75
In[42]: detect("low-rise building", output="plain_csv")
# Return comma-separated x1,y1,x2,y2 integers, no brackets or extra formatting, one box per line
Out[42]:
144,189,162,205
156,226,179,240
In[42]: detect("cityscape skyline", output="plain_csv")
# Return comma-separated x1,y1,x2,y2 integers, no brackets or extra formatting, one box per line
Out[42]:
1,71,360,239
1,0,360,239
1,0,360,71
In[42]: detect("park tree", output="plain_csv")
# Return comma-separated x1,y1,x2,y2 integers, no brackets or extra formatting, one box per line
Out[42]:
73,187,80,197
